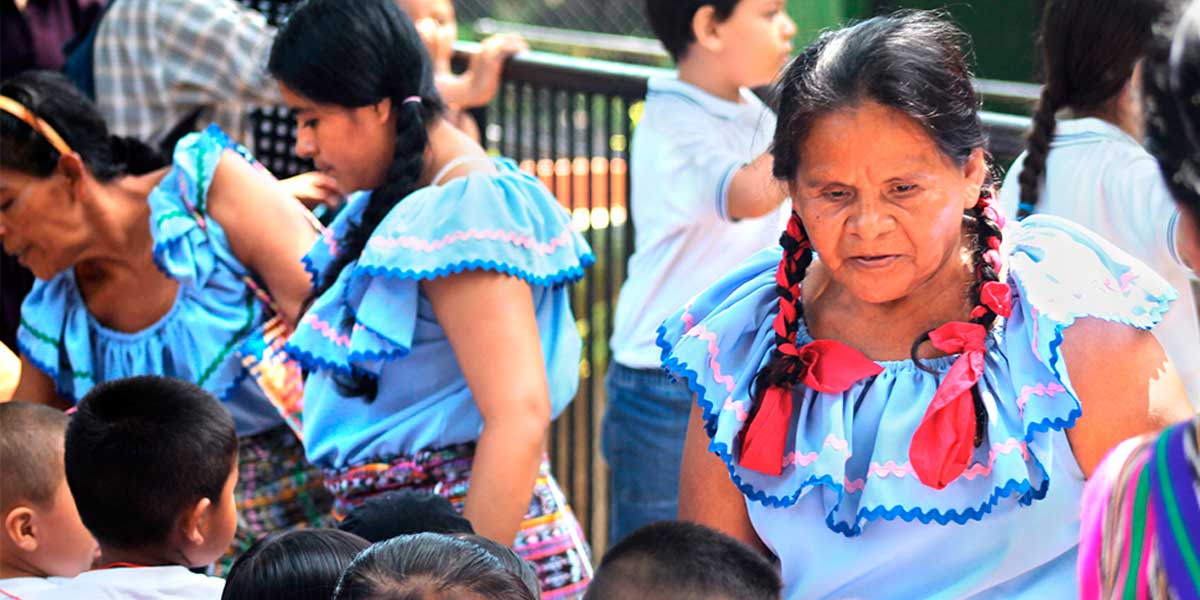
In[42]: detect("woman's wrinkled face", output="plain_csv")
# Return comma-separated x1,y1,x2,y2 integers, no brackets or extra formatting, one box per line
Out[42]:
790,101,986,305
279,83,397,195
0,165,89,280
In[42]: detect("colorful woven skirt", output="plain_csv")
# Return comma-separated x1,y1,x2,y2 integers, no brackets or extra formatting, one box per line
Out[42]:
215,425,334,574
326,443,593,599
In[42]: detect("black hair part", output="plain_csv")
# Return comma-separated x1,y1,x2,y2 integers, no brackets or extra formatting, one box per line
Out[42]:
64,375,238,550
643,0,741,62
333,532,538,600
0,402,69,511
0,71,167,181
1145,0,1200,225
451,533,541,599
1016,0,1176,218
269,0,445,401
584,521,781,600
762,11,1000,447
222,529,371,600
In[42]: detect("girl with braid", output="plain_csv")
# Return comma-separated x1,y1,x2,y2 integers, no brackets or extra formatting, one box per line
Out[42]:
660,11,1194,599
269,0,594,596
997,0,1199,406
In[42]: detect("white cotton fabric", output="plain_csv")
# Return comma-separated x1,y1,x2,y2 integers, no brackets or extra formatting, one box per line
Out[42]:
999,117,1200,407
610,76,788,369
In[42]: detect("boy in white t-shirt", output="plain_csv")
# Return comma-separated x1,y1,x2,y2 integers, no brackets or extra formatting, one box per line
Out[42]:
33,376,239,599
0,403,97,598
604,0,794,544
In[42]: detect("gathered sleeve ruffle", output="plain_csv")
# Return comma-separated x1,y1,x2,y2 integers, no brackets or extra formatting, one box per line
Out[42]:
657,215,1177,537
287,159,595,376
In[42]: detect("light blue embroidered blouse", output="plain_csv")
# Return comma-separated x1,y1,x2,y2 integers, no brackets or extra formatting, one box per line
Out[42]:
287,158,594,470
18,125,285,437
657,215,1177,599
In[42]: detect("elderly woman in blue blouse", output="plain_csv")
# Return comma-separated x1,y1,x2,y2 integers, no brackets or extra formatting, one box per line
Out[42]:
660,12,1195,599
0,72,332,569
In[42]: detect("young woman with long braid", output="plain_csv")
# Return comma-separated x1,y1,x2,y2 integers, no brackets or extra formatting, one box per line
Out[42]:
661,12,1193,598
998,0,1199,406
269,0,594,596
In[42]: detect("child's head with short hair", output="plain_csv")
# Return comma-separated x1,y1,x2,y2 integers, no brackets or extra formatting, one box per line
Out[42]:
221,529,370,600
333,532,538,600
0,402,96,579
584,521,781,600
65,376,239,568
643,0,795,87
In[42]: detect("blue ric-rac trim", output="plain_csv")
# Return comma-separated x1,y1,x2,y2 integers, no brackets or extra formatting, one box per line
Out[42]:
284,341,356,378
655,323,1071,538
301,253,322,293
354,254,596,288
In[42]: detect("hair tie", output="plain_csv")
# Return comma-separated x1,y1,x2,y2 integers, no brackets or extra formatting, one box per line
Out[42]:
0,95,73,156
402,96,422,106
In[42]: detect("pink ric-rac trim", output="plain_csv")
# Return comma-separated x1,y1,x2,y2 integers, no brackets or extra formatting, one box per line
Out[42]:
683,325,736,393
1016,382,1068,417
370,227,575,255
785,434,852,467
842,438,1029,493
301,313,351,347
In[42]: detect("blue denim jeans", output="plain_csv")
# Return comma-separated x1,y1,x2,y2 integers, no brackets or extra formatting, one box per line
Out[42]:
602,362,693,545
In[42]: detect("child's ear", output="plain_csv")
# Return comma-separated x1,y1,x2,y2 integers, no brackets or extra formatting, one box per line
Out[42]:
691,6,725,54
179,497,213,549
5,506,39,552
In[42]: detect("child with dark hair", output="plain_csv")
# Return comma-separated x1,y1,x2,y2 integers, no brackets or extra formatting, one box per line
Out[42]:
661,10,1192,598
0,402,96,597
333,533,538,600
337,489,474,543
452,533,541,599
605,0,795,544
997,0,1199,406
270,0,594,595
584,521,781,600
1075,5,1200,598
45,376,238,597
221,529,370,600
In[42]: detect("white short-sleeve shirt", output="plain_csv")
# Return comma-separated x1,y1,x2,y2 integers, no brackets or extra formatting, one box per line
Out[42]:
0,576,67,597
27,566,225,599
999,117,1200,407
610,76,788,369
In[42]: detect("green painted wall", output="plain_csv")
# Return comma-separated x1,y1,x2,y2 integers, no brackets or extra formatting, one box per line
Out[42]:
785,0,1040,82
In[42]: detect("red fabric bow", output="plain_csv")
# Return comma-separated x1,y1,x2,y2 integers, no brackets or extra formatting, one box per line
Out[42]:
980,281,1013,318
908,322,988,489
740,340,883,475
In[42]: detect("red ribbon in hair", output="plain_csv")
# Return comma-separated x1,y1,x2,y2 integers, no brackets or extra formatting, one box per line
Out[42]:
908,321,988,489
740,340,883,475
